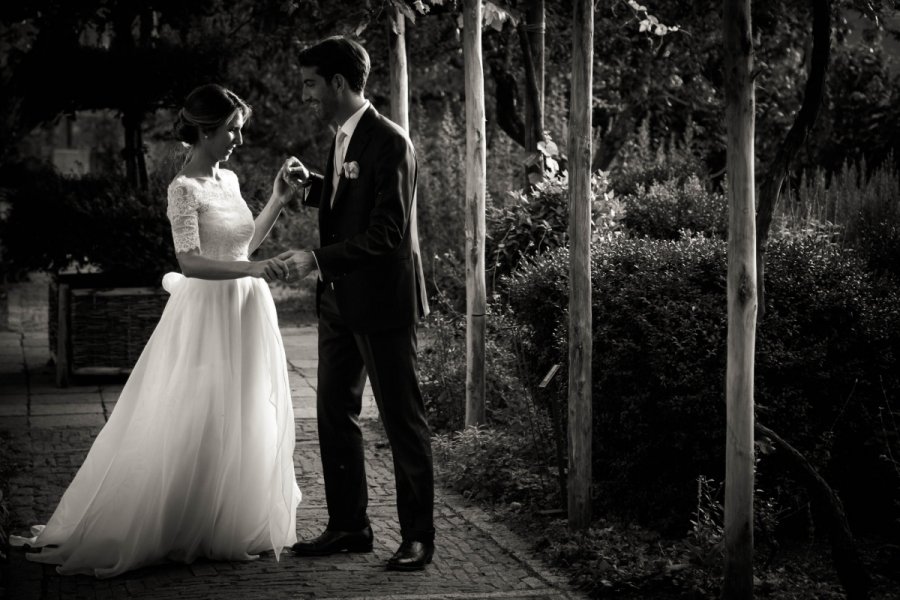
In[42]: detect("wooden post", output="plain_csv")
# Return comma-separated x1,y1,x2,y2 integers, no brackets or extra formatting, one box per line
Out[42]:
463,0,486,427
567,0,593,531
722,0,757,597
388,6,409,132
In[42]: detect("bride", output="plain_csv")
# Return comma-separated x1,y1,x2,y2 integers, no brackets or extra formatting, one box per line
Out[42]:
12,84,303,578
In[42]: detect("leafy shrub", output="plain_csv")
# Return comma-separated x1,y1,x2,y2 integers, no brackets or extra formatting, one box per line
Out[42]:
486,171,624,288
814,44,900,177
609,119,706,198
419,307,531,434
432,426,557,506
535,510,862,599
535,517,723,598
0,156,322,288
621,174,727,239
789,158,900,281
506,234,900,533
0,160,177,283
428,170,623,322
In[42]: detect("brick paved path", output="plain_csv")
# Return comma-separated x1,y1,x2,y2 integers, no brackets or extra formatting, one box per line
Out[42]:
0,327,584,600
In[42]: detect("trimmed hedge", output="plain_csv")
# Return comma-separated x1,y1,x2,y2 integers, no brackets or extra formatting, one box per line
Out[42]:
0,161,176,282
506,234,900,533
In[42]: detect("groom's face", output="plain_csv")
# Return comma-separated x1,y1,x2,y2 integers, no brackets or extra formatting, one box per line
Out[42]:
300,66,339,123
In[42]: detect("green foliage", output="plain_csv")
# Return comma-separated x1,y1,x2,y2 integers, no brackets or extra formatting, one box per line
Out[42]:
412,94,467,302
0,161,176,283
785,157,900,280
419,307,530,433
506,234,900,533
487,172,624,287
432,425,556,506
534,511,861,599
535,517,723,598
813,43,900,176
609,120,706,198
621,174,727,240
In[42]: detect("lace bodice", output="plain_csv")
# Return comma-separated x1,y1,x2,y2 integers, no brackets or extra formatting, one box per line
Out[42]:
167,171,255,261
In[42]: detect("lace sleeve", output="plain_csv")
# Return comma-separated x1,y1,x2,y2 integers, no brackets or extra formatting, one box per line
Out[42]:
167,182,203,254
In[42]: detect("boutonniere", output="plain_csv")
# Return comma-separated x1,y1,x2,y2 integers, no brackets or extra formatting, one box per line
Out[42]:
342,161,360,180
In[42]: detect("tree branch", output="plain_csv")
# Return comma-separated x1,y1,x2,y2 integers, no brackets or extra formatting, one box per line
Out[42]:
756,422,871,600
591,102,644,172
517,13,544,151
756,0,831,318
489,61,526,148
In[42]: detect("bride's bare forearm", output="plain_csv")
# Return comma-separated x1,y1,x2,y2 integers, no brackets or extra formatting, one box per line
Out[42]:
249,194,284,253
177,253,255,280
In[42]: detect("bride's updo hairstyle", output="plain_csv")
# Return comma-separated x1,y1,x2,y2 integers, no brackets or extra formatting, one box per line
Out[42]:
174,84,252,146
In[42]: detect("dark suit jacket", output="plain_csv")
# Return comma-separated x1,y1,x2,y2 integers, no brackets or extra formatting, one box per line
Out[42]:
303,106,429,333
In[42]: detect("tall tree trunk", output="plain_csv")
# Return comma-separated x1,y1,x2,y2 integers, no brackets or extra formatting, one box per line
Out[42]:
568,0,594,532
463,0,487,427
756,0,831,318
722,0,757,597
388,6,410,132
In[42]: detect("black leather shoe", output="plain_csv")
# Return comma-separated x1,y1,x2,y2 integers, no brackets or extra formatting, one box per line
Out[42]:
291,526,374,556
386,540,434,571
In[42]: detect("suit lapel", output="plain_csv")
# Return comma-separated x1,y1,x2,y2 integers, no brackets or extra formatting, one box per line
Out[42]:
322,137,337,209
331,106,379,210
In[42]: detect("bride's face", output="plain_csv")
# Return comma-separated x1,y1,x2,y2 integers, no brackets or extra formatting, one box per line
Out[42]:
300,66,338,123
201,111,245,163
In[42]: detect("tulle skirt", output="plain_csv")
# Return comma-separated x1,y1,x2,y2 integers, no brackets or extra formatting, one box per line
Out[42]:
13,273,302,578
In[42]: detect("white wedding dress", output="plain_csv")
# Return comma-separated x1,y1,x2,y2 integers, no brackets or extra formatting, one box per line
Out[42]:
13,170,301,578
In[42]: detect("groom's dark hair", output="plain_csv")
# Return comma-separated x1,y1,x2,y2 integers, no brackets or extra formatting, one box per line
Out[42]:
298,36,370,93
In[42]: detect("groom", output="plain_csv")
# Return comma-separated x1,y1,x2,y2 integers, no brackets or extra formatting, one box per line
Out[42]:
280,36,434,571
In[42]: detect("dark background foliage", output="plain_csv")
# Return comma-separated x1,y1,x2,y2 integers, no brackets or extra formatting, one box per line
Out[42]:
1,0,899,595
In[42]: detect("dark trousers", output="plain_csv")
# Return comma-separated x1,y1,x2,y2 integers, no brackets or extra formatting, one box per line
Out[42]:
316,286,435,543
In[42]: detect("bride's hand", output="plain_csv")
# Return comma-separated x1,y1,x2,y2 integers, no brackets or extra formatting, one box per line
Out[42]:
273,158,299,206
250,257,290,282
275,156,311,204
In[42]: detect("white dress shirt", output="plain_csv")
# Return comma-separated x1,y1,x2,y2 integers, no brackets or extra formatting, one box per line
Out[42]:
330,100,369,207
312,100,370,280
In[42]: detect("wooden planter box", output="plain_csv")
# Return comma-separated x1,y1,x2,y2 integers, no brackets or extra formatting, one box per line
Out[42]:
49,273,169,387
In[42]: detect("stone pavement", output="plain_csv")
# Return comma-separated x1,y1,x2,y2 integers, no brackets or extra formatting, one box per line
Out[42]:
0,326,585,600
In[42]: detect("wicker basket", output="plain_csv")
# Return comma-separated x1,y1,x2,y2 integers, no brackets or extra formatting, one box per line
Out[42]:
50,274,169,386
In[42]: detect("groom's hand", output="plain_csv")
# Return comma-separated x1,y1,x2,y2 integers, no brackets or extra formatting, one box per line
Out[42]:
277,250,317,280
283,156,311,190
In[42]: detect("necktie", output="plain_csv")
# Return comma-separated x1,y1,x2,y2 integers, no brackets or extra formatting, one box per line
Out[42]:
330,130,348,207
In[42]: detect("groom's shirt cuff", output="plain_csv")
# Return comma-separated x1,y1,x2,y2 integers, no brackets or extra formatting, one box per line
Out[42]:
311,250,323,281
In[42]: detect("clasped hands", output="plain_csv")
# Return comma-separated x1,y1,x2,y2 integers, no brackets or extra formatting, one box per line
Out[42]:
256,156,317,283
254,250,317,283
